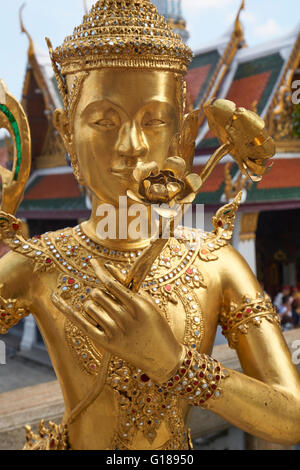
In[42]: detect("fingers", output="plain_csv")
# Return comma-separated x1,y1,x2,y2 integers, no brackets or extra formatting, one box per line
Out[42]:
90,258,115,284
84,300,117,339
104,263,127,284
90,258,137,314
51,293,108,346
91,289,128,330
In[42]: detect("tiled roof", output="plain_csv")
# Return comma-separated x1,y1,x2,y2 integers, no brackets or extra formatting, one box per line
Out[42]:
186,50,221,109
18,170,87,213
192,158,300,207
245,158,300,203
193,162,237,205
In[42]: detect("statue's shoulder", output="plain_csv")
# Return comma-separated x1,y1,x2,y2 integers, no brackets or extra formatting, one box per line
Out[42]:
1,218,74,275
180,192,242,263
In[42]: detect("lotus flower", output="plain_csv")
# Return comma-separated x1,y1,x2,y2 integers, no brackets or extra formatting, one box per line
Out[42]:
204,99,275,182
127,157,202,208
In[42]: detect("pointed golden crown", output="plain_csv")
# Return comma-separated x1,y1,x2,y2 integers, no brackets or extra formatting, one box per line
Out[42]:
48,0,192,76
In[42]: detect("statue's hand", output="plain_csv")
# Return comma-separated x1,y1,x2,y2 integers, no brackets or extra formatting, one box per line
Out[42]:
51,259,184,384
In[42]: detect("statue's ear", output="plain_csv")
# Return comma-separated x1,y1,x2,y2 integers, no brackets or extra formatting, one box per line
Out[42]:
53,108,72,152
178,109,200,172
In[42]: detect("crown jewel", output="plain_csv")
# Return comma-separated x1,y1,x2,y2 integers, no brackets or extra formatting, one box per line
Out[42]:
50,0,192,76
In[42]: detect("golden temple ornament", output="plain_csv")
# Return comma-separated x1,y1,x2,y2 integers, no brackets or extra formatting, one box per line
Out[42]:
0,0,299,452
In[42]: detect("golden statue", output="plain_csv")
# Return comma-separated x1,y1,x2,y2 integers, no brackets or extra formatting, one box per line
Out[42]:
0,0,299,451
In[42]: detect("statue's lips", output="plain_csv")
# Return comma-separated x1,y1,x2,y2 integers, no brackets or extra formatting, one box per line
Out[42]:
110,167,135,180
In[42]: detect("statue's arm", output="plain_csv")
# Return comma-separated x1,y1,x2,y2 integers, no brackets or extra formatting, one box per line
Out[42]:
205,245,300,445
0,250,33,334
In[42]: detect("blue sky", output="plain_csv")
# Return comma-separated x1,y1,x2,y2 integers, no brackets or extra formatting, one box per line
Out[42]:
0,0,299,100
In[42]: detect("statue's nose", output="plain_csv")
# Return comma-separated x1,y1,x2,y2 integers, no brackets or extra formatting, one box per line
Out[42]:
116,122,148,159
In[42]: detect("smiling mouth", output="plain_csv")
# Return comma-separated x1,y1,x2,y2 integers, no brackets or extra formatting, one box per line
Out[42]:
110,167,136,179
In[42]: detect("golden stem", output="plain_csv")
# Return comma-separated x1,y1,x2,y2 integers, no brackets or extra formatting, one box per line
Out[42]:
198,142,233,191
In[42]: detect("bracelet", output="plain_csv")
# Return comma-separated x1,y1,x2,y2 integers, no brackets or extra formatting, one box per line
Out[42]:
164,347,229,407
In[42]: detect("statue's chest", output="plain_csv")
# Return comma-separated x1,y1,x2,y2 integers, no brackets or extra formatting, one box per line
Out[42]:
45,227,207,376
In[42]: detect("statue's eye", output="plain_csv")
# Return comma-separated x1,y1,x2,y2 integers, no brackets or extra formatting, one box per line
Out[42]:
94,119,116,128
144,119,166,127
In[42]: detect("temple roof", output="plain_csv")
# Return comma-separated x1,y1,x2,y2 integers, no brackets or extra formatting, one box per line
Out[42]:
191,19,300,209
18,167,89,219
20,6,66,171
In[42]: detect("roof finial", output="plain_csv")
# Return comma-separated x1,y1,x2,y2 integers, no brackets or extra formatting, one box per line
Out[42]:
234,0,246,45
19,3,35,57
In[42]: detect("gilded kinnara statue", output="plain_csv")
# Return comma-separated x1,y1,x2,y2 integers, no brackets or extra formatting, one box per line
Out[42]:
0,0,299,451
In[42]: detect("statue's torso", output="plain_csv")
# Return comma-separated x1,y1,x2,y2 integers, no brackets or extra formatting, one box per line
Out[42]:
5,223,230,449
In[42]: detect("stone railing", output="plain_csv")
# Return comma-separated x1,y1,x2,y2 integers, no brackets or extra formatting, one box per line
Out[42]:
0,329,299,450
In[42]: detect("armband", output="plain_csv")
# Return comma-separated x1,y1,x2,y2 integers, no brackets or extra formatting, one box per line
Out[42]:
219,293,280,348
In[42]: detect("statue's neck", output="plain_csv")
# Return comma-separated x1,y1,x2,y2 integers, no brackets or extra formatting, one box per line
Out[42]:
81,194,154,251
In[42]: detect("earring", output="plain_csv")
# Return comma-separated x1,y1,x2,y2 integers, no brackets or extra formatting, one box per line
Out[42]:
68,149,81,182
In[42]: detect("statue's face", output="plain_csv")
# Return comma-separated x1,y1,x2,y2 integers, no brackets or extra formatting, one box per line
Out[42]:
69,69,181,205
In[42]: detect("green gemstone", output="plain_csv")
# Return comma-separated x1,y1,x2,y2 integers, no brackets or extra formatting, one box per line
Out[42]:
0,104,22,181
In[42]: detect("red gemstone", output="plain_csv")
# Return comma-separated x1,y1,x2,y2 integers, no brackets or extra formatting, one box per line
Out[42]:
188,351,192,357
216,367,220,372
187,268,193,275
71,248,75,253
148,421,152,425
131,409,136,414
212,384,217,390
223,326,228,331
206,393,212,399
1,313,6,317
199,399,205,404
68,278,75,285
165,285,172,292
46,258,52,264
185,360,191,365
201,249,208,255
174,376,180,381
237,313,242,319
246,308,252,314
193,381,199,386
162,405,166,409
199,372,204,378
215,375,220,381
164,258,168,263
49,439,55,449
180,368,186,375
124,379,129,383
61,235,65,239
168,382,173,387
202,364,206,369
217,220,223,227
140,374,150,383
187,387,192,392
147,398,151,403
36,235,41,239
12,224,19,231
